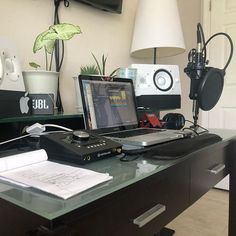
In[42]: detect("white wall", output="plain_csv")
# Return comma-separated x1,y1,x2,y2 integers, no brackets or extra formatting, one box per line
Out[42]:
0,0,201,117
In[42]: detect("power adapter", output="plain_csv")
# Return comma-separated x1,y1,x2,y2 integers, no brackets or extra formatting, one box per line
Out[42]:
26,123,46,135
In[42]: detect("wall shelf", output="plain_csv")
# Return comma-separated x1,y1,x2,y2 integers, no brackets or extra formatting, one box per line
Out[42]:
0,112,84,142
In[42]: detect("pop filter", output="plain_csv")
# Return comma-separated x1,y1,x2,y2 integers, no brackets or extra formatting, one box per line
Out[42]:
198,67,225,111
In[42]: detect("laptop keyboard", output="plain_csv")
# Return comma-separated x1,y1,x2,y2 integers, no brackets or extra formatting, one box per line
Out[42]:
107,129,164,138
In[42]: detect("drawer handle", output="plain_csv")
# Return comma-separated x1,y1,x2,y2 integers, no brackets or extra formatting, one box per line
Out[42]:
209,164,225,175
133,204,166,228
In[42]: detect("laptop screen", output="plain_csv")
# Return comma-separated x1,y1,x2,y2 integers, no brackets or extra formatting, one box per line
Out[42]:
79,76,138,131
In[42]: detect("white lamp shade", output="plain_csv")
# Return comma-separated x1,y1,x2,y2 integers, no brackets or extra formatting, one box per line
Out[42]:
131,0,186,58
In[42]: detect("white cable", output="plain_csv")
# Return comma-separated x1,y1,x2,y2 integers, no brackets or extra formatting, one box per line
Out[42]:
43,124,73,132
1,123,73,146
25,123,73,136
0,134,31,145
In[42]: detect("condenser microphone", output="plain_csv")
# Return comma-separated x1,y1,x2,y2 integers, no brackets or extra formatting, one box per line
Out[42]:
185,26,205,126
188,27,205,100
184,22,233,129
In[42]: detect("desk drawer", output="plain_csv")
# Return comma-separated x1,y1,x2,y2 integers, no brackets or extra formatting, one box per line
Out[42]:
63,161,189,236
190,142,228,203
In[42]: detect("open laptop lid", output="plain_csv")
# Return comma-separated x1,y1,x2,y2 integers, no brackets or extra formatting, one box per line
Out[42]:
79,75,139,134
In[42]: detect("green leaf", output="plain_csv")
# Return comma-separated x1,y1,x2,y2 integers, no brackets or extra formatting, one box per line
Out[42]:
92,53,103,75
33,23,81,55
110,67,120,77
29,62,41,69
33,29,56,54
80,65,99,75
47,23,81,41
32,23,81,71
33,30,47,53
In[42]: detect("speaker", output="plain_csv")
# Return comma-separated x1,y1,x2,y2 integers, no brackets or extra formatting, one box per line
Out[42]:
131,64,181,95
131,64,181,110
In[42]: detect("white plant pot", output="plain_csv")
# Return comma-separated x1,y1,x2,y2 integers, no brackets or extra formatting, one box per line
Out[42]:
73,76,83,113
23,70,59,107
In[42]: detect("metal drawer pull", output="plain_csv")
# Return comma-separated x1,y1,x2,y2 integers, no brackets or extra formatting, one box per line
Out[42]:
209,164,225,175
133,204,166,228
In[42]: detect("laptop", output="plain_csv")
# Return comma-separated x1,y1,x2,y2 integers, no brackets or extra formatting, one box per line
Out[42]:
79,75,188,147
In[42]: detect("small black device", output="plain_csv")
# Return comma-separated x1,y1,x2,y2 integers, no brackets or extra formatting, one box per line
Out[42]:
74,0,123,13
40,130,122,164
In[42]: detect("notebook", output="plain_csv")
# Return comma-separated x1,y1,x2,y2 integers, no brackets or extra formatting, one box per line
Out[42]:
78,75,188,147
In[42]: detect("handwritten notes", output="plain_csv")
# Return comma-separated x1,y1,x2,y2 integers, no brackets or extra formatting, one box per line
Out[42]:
0,150,112,199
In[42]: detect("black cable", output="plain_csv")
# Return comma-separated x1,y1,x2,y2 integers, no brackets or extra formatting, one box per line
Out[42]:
183,120,209,136
53,0,70,112
185,119,208,132
54,0,69,72
182,127,199,136
204,32,234,71
119,154,141,162
54,2,60,72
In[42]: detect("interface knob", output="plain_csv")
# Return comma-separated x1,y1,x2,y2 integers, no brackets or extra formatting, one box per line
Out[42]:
72,130,90,142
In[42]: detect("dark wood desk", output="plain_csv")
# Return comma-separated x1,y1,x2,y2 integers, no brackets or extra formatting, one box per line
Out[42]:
228,138,236,236
0,129,235,236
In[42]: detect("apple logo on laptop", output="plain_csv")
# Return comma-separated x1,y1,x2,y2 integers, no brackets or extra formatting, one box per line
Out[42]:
19,92,30,114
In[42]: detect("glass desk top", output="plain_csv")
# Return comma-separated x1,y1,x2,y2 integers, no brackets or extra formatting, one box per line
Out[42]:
0,129,235,220
0,112,83,124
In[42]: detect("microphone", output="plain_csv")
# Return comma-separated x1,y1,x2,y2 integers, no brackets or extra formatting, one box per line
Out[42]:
187,27,205,99
184,24,206,127
184,23,233,129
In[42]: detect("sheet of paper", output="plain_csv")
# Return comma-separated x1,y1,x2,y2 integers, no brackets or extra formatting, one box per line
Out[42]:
0,160,112,199
0,149,47,173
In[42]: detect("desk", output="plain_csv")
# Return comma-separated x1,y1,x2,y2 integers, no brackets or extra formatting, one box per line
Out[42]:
0,129,235,236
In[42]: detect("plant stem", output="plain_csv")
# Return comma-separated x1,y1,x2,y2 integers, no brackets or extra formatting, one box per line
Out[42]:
44,47,48,71
102,54,107,75
49,48,54,71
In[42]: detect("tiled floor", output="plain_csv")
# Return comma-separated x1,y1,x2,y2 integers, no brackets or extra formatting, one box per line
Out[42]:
166,189,229,236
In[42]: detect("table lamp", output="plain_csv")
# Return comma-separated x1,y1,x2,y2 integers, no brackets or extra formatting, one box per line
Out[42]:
130,0,186,114
130,0,185,64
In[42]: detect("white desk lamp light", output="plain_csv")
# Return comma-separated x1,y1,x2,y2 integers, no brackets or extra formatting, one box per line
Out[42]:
130,0,185,110
130,0,185,63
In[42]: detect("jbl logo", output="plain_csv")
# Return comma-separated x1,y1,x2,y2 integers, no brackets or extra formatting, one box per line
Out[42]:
29,94,54,115
32,99,49,110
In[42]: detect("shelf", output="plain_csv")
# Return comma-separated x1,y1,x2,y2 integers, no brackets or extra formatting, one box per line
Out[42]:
0,112,83,124
0,112,85,142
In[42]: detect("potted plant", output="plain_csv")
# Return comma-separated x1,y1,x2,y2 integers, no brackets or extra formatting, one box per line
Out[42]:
23,23,81,110
73,54,119,113
90,53,120,80
79,53,119,79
